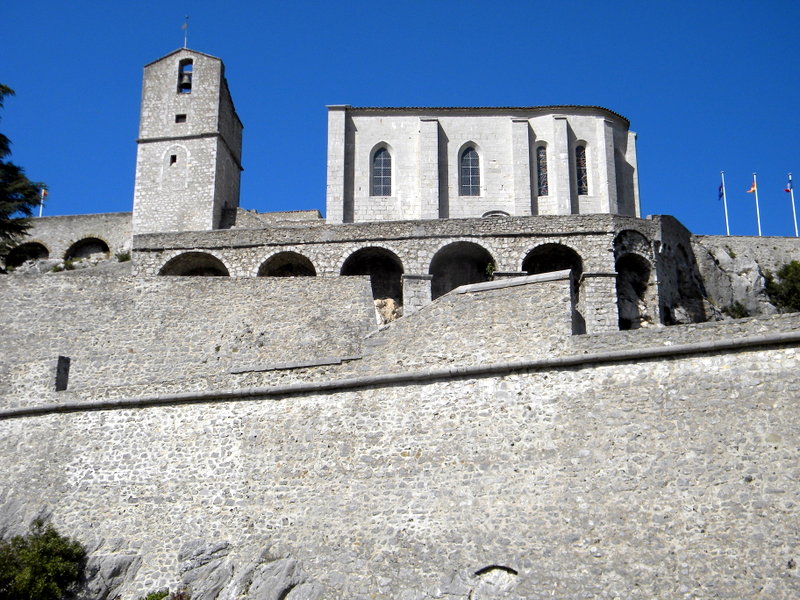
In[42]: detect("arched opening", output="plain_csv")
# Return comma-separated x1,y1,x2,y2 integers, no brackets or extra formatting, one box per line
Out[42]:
341,247,403,304
177,58,193,93
522,243,583,283
429,241,494,300
64,238,110,261
158,252,229,276
258,252,316,277
613,230,651,258
616,253,652,330
5,242,49,268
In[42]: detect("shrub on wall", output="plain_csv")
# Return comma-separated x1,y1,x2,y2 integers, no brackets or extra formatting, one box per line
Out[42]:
137,589,190,600
765,260,800,312
0,519,86,600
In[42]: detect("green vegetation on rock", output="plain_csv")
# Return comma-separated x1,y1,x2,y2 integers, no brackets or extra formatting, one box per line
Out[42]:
137,589,190,600
0,519,86,600
765,260,800,312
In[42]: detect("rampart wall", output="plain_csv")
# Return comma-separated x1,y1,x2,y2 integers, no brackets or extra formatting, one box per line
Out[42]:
14,212,132,262
0,275,375,407
133,214,655,276
0,295,798,598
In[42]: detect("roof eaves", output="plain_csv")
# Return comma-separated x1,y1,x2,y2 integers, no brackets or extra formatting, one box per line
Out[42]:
345,105,630,125
144,48,223,68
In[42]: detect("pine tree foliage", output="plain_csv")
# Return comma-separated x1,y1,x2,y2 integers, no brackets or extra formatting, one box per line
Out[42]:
0,518,86,600
0,84,45,256
765,260,800,312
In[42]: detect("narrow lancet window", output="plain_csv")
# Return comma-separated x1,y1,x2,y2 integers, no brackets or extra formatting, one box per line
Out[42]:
460,146,480,196
536,146,548,196
178,59,193,93
371,147,392,196
576,145,588,195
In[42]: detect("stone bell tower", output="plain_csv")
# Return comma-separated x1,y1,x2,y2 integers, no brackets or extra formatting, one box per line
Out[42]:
132,48,243,235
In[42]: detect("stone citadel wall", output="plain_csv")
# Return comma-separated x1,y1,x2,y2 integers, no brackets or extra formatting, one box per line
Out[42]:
133,213,656,276
132,213,698,332
0,275,375,407
12,212,132,262
0,277,798,599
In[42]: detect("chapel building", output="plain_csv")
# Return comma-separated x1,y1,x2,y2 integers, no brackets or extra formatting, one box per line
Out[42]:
325,105,640,223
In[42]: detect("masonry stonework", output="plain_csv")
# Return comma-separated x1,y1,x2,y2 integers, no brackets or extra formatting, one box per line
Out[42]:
325,107,640,224
2,47,800,599
132,49,242,235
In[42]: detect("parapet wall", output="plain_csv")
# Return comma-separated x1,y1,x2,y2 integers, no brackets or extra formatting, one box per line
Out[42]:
0,314,797,599
19,212,132,261
0,275,375,406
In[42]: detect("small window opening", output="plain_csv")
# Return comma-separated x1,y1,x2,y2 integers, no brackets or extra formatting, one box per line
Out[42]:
170,155,177,165
536,146,548,196
175,114,187,123
576,145,588,195
177,59,193,93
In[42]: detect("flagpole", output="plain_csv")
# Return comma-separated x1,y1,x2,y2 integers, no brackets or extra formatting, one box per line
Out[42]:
182,16,189,49
38,189,45,218
753,172,762,236
721,171,730,236
789,173,798,237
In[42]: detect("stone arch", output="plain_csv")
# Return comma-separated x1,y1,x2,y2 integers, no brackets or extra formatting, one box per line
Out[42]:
522,243,583,292
613,230,656,329
613,229,651,258
615,253,653,330
158,252,229,276
5,242,50,268
64,237,110,261
429,241,494,300
258,252,316,277
340,246,404,303
472,565,519,596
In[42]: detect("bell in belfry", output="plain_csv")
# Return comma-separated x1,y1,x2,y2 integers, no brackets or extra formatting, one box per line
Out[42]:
178,72,192,92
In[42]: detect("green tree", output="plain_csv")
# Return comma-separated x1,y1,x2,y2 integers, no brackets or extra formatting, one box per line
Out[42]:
0,519,86,600
0,84,45,258
765,260,800,312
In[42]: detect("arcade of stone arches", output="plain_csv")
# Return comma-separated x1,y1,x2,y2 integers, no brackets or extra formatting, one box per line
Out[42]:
157,231,656,331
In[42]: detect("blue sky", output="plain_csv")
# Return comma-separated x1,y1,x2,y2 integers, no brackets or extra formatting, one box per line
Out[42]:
3,1,799,236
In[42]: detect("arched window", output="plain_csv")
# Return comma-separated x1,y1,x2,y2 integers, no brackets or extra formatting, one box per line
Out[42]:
177,59,193,93
575,145,588,195
536,146,548,196
459,146,480,196
371,147,392,196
